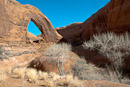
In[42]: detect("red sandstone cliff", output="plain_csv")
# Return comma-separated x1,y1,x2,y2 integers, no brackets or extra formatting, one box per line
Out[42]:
81,0,130,40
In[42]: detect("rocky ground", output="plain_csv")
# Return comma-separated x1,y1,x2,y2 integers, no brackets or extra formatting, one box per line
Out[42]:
0,41,130,87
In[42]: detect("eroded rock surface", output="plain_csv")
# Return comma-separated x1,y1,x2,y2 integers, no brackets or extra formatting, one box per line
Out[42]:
0,0,62,42
56,22,83,45
81,0,130,40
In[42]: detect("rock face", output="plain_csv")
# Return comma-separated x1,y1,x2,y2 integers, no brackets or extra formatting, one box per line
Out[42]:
81,3,109,40
81,0,130,40
0,0,62,42
107,0,130,32
56,22,83,44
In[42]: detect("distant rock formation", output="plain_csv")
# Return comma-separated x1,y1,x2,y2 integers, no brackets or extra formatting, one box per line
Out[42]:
56,22,83,44
0,0,62,42
27,32,40,41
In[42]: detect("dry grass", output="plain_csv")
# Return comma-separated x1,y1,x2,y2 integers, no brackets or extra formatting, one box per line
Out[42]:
57,75,73,86
12,67,26,79
0,70,7,82
44,80,56,87
49,72,58,78
69,77,84,87
56,75,85,87
71,59,130,84
72,59,105,80
52,74,61,81
44,43,71,58
25,68,38,83
83,32,130,68
38,70,48,80
82,32,130,83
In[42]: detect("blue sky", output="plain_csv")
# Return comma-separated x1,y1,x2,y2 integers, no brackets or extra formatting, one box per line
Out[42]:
16,0,110,36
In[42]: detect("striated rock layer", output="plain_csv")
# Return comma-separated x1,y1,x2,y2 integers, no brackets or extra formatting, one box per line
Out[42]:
0,0,62,42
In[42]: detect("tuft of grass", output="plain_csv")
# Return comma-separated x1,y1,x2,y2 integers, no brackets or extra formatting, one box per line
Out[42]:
25,68,38,83
0,70,7,83
49,72,58,78
38,71,48,80
52,74,61,81
12,67,26,79
57,75,73,86
44,80,56,87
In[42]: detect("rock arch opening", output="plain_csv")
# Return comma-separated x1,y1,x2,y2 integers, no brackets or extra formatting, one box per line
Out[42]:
27,20,43,42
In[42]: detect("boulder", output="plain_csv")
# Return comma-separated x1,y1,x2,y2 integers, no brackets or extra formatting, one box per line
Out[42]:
0,0,62,42
28,55,73,74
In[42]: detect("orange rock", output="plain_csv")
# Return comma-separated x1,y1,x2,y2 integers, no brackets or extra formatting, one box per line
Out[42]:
81,3,109,40
28,55,73,75
81,0,130,41
107,0,130,33
0,0,62,42
56,22,83,45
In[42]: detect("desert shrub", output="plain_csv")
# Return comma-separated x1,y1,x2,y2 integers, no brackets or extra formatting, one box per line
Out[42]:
83,32,130,68
44,43,71,58
82,32,130,83
71,59,130,84
44,43,72,76
71,59,105,80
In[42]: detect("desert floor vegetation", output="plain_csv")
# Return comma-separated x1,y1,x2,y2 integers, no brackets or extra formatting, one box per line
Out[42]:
71,59,130,84
83,32,130,68
44,43,72,76
82,32,130,84
0,67,85,87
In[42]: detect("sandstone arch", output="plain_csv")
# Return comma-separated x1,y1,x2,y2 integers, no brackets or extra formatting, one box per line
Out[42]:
0,0,62,42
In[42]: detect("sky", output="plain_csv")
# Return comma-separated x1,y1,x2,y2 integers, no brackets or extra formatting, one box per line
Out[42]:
16,0,110,36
